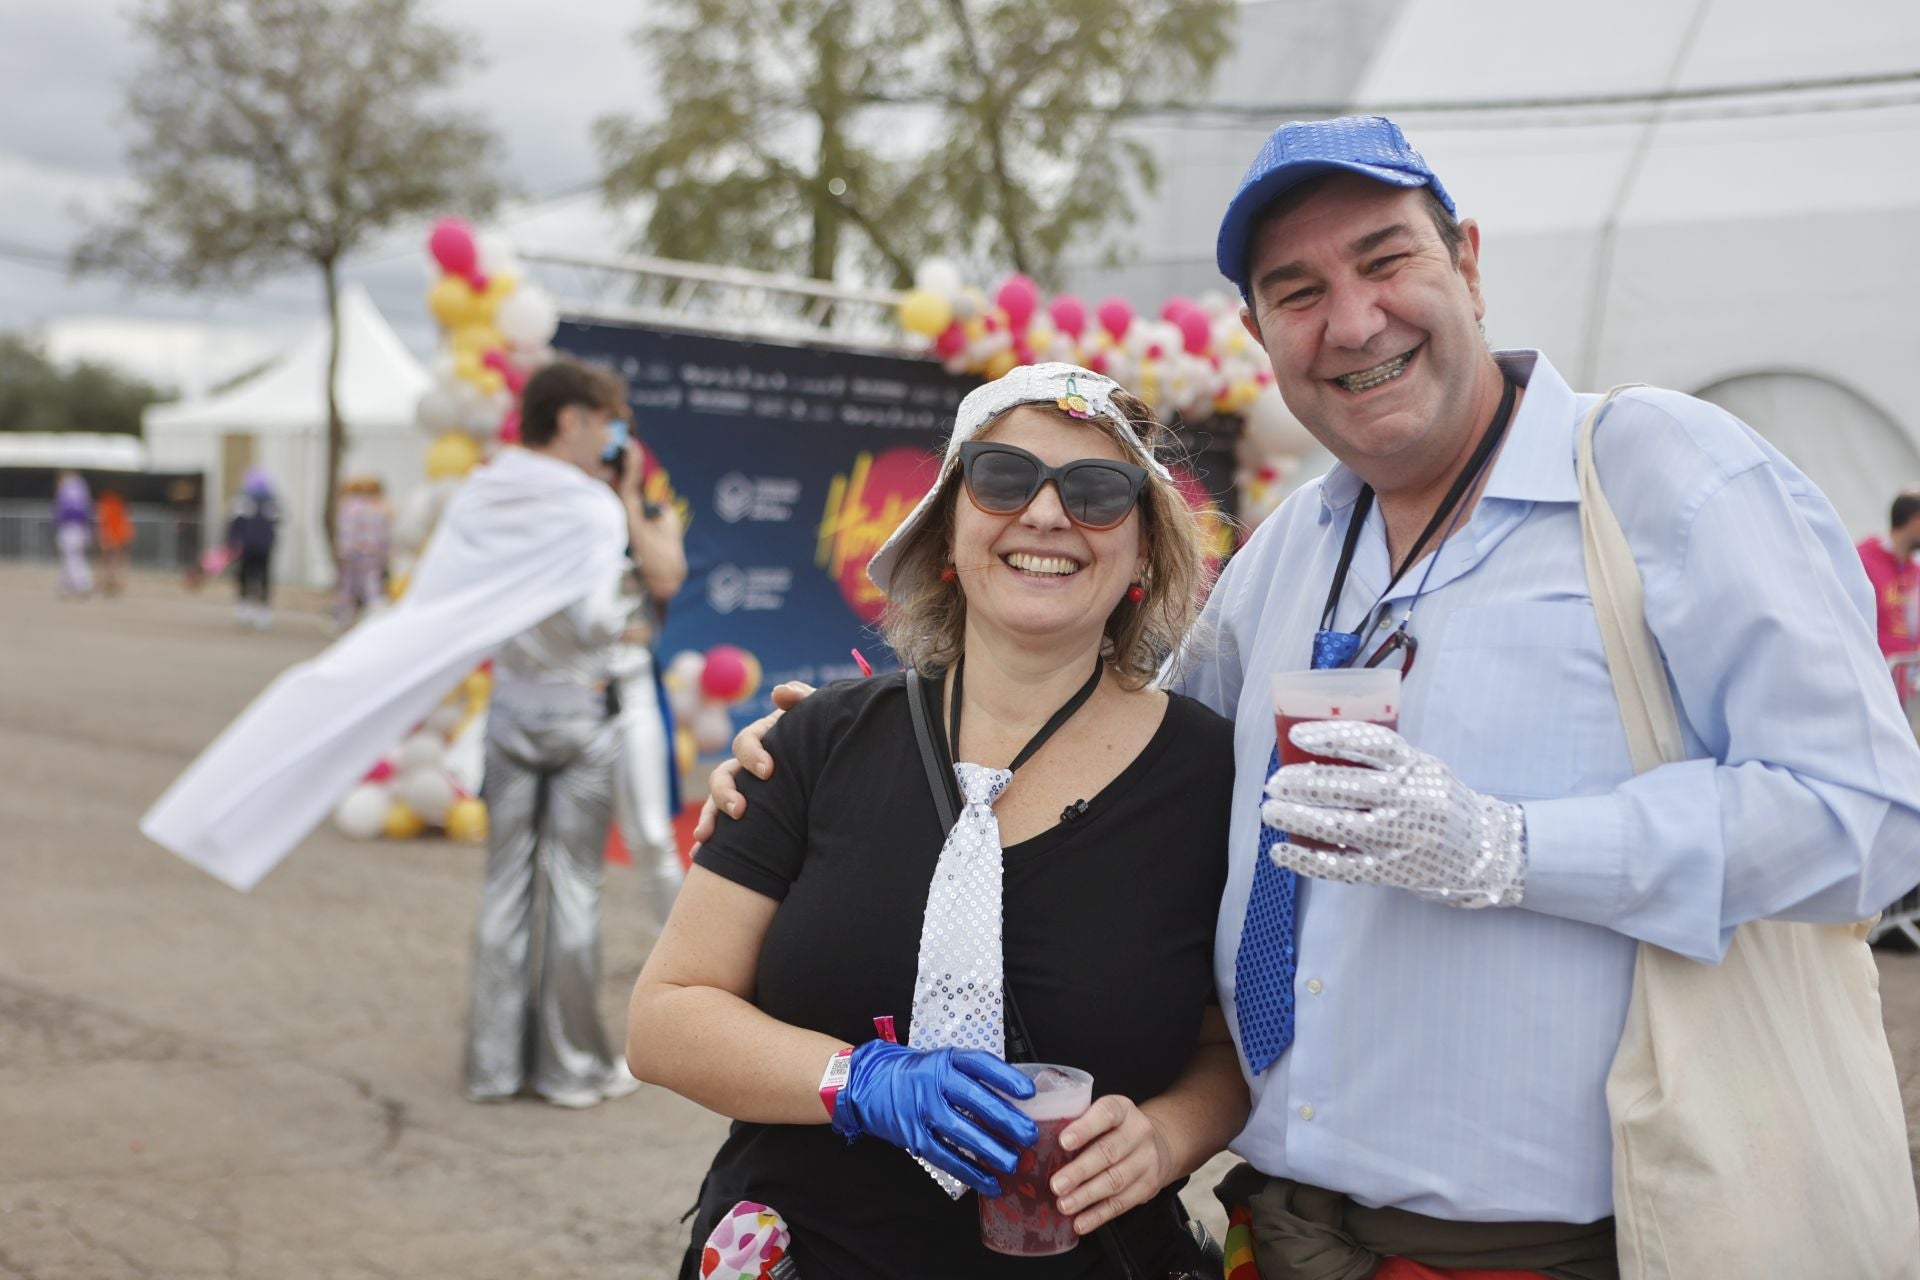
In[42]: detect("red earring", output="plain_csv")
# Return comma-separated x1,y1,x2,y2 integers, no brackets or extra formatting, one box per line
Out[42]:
940,566,957,583
1126,583,1146,603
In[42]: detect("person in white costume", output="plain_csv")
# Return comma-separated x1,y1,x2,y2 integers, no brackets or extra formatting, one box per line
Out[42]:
142,357,685,1110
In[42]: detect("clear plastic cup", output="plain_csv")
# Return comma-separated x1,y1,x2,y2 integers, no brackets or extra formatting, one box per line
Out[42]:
1271,668,1401,851
977,1063,1093,1256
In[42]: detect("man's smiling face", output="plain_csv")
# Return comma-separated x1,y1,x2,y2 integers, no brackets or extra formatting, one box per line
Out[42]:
1240,173,1491,490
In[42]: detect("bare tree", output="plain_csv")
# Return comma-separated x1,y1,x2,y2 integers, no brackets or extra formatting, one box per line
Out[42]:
76,0,504,563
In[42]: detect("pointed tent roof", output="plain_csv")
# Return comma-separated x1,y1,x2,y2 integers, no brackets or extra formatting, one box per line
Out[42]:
144,284,429,436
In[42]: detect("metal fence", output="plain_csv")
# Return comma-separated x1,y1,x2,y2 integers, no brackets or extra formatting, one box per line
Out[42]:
0,500,205,570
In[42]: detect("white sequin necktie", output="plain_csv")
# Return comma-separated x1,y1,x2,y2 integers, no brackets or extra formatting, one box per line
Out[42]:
907,760,1011,1198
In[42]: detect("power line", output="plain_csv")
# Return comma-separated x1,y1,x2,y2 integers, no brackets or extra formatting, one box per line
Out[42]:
1125,66,1920,123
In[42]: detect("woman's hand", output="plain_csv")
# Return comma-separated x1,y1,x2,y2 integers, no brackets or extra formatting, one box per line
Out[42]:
1051,1094,1176,1235
835,1041,1039,1197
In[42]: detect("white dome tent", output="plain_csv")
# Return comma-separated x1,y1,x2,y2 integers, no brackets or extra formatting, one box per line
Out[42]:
1066,0,1920,536
143,284,432,587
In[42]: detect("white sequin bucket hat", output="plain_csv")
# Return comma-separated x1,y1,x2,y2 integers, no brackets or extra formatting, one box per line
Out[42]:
866,361,1173,596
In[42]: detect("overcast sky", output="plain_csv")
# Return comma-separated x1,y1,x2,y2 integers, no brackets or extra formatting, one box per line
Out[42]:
0,0,659,387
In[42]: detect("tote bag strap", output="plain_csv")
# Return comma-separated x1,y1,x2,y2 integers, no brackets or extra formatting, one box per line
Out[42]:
1575,386,1686,773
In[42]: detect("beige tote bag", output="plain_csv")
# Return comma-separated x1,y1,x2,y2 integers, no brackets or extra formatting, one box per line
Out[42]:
1578,387,1920,1279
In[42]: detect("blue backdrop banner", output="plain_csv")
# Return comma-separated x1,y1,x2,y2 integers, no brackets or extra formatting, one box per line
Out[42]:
555,320,977,727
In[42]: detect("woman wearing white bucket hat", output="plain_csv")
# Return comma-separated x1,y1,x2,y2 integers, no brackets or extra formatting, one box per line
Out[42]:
631,363,1247,1278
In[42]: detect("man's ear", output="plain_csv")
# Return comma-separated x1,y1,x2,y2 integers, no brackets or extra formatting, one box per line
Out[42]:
1457,218,1486,323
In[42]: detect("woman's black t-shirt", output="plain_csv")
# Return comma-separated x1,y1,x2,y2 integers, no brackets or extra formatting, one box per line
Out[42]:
687,672,1234,1280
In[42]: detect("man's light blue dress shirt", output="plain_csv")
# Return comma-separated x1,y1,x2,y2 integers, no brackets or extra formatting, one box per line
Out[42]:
1179,350,1920,1223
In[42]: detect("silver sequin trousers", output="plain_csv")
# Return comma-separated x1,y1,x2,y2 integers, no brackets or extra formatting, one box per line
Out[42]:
463,704,622,1100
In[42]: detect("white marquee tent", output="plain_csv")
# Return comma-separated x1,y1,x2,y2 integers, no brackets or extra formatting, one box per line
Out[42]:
144,284,430,588
1070,0,1920,537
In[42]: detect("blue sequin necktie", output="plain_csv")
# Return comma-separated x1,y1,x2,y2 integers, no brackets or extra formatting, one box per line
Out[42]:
1235,743,1296,1075
1235,629,1360,1076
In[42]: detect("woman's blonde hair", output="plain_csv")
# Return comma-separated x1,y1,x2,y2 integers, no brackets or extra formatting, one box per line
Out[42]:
879,388,1214,689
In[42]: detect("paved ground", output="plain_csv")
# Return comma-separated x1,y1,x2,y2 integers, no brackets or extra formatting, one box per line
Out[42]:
1,563,1916,1278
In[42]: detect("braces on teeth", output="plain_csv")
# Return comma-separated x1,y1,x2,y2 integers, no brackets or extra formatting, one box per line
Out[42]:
1339,352,1412,391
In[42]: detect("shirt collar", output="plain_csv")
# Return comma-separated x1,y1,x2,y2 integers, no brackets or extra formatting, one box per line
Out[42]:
1482,349,1580,505
1316,348,1582,521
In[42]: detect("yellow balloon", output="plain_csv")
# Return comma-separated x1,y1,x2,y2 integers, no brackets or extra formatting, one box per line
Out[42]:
463,668,493,706
383,801,426,840
897,289,954,337
675,725,697,778
444,797,489,843
451,323,502,357
387,571,411,601
983,349,1019,380
453,348,486,384
428,275,483,329
483,273,518,302
963,317,988,343
426,431,482,479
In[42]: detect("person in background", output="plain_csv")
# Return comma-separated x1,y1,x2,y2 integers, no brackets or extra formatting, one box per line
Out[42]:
466,359,687,1109
95,488,133,598
1856,487,1920,705
52,471,94,600
168,479,205,589
333,476,394,632
228,467,280,630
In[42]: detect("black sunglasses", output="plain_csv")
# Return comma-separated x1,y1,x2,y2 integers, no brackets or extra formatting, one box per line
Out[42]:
957,441,1149,531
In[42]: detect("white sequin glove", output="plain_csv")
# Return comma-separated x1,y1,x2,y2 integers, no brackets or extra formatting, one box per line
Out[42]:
1260,721,1527,908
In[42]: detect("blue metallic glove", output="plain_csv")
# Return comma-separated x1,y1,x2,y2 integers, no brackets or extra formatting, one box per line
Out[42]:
830,1040,1039,1197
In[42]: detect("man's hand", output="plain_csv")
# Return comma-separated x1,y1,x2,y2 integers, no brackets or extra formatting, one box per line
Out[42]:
689,681,816,845
1261,720,1528,908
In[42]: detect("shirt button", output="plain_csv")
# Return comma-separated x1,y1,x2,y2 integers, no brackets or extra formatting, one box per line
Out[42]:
1298,1104,1316,1121
1376,612,1394,630
1306,979,1324,995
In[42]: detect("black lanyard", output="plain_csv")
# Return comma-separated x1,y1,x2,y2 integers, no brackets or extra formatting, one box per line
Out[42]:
944,655,1104,778
1318,374,1519,637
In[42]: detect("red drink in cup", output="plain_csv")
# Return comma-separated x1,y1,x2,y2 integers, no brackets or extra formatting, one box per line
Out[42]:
1271,668,1401,852
978,1063,1092,1257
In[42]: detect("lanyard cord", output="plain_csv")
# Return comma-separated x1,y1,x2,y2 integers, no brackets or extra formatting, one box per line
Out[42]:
947,655,1104,776
1318,373,1519,635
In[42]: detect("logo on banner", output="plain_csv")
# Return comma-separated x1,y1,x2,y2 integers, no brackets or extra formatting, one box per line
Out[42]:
714,472,802,524
707,562,793,614
816,447,938,622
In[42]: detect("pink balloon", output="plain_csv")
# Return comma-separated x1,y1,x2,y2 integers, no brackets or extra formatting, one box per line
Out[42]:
1084,350,1109,375
502,364,528,394
997,275,1039,330
700,645,752,702
1013,338,1036,367
934,321,968,358
1161,297,1197,324
1048,295,1087,339
498,409,521,444
365,760,395,783
1176,308,1211,355
481,349,509,372
1097,297,1134,341
428,218,478,279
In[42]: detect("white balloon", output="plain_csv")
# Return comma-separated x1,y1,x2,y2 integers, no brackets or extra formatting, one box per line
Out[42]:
665,649,705,690
496,285,559,349
424,702,465,737
399,769,457,827
691,702,735,754
415,387,461,435
914,258,964,298
1242,383,1318,460
334,784,390,840
395,731,443,774
1198,290,1236,319
476,231,521,281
